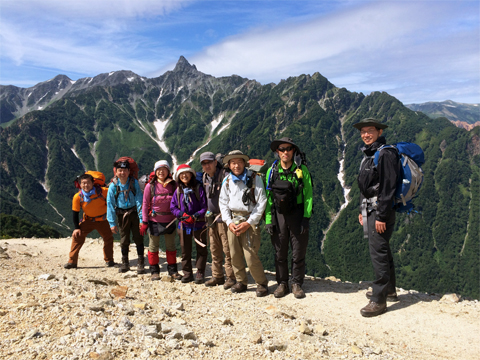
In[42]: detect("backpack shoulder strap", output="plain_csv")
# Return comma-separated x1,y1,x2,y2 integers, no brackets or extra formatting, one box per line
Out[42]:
194,183,201,201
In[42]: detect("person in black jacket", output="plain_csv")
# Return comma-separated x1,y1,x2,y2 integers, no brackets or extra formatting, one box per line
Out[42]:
354,118,400,317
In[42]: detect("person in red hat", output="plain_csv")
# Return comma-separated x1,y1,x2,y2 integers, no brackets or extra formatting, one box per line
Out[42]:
170,164,208,284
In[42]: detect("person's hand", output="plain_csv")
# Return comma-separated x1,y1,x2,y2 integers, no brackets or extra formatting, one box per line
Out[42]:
375,220,386,234
228,223,237,234
265,224,275,236
300,218,310,234
111,226,118,234
140,223,148,236
182,213,195,224
358,214,363,226
72,229,81,240
235,222,250,235
192,212,200,220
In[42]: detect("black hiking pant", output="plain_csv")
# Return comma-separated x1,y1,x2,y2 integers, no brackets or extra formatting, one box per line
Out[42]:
270,204,309,286
367,208,397,304
117,207,144,258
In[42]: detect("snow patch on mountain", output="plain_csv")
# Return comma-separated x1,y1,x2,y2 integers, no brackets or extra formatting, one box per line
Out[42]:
210,114,224,136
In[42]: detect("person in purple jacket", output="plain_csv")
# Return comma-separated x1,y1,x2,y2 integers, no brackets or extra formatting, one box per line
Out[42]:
170,164,208,284
140,160,182,281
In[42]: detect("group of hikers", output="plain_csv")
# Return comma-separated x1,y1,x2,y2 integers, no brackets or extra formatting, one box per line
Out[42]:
65,118,407,317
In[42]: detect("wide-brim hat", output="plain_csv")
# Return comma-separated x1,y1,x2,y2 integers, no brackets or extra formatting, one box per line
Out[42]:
174,164,196,182
270,137,299,153
223,150,250,165
353,118,388,130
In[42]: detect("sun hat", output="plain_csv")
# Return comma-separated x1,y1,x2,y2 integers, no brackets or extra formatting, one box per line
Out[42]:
222,150,250,166
269,137,300,153
353,118,388,130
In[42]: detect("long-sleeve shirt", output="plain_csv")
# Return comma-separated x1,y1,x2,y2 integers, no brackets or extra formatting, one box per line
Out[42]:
142,179,176,224
358,136,400,222
170,184,208,230
219,169,267,227
107,177,143,227
265,163,313,225
203,166,227,221
72,186,109,228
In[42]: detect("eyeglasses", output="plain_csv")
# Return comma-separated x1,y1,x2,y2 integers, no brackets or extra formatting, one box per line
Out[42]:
201,160,214,166
277,146,294,153
360,129,378,135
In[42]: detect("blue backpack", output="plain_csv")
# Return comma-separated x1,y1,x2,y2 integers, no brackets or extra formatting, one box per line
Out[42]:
374,142,425,213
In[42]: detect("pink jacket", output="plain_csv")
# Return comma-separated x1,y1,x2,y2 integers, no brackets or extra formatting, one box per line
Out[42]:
142,180,176,224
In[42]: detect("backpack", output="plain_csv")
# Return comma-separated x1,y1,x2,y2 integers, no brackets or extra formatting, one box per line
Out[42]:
74,170,106,189
266,151,310,214
374,142,425,213
110,157,141,205
112,156,139,180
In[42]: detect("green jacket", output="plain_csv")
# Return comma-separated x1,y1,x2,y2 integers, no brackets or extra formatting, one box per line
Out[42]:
265,163,313,224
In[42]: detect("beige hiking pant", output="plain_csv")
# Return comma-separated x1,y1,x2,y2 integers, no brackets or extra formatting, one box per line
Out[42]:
209,222,235,279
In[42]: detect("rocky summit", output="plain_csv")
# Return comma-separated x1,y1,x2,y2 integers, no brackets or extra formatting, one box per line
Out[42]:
0,238,478,360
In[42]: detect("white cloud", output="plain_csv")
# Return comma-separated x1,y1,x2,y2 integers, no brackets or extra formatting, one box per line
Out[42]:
182,1,479,103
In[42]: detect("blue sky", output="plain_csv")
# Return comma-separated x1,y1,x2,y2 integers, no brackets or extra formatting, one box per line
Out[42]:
0,0,478,104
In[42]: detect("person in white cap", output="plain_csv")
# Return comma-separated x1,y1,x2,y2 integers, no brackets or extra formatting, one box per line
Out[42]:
140,160,181,281
219,150,269,297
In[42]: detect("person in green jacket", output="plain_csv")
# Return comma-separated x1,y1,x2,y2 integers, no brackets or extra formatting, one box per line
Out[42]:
265,137,313,299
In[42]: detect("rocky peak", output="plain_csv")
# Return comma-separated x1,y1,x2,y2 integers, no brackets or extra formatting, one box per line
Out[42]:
173,56,198,73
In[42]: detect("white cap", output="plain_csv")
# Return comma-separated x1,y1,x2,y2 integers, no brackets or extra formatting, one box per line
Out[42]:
154,160,170,172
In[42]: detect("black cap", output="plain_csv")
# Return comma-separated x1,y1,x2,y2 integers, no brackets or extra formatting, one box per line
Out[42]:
115,161,130,169
353,118,388,130
270,137,299,152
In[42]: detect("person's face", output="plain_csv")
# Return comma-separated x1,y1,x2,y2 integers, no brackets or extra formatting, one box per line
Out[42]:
360,126,383,146
201,159,217,176
116,167,130,180
229,158,245,176
179,172,192,185
156,167,169,181
80,178,94,192
276,143,295,163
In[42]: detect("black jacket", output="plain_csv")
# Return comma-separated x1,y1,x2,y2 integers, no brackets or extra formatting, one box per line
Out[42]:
357,136,400,222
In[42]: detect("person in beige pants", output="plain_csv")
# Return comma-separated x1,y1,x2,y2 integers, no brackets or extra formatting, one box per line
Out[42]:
218,150,269,297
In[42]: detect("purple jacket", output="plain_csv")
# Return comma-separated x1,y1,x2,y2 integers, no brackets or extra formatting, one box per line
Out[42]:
170,185,207,230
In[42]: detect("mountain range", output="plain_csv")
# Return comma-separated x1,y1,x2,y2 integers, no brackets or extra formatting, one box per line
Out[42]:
406,100,480,130
1,56,478,298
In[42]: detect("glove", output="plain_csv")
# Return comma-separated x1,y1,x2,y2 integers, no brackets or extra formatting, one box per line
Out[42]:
300,218,310,234
140,223,148,236
192,212,200,220
182,212,195,224
265,224,275,236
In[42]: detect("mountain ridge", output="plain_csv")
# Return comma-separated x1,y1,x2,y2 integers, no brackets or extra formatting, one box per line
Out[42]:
1,56,478,299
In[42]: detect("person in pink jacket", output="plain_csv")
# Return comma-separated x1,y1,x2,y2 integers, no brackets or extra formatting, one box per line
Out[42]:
140,160,181,281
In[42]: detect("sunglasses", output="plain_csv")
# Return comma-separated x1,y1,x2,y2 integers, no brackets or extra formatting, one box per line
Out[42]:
277,146,294,153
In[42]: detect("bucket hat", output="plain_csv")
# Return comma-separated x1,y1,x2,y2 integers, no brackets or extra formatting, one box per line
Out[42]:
270,137,300,153
353,118,388,130
222,150,250,165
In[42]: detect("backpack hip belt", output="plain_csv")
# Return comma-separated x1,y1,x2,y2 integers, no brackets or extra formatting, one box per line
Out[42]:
81,213,107,223
360,197,377,239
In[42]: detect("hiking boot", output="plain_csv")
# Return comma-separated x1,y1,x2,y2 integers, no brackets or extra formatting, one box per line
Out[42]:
105,261,116,267
151,273,160,281
119,256,130,273
223,277,237,290
292,283,306,299
205,277,225,287
230,282,247,294
181,274,194,283
137,255,146,274
360,301,387,317
194,271,205,284
256,284,269,297
167,263,183,280
366,290,399,302
274,283,290,298
64,262,77,269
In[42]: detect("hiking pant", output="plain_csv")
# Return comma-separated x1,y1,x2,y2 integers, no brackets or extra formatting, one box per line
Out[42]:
228,223,268,286
209,221,235,280
179,228,208,278
148,232,176,253
367,208,397,304
117,208,144,257
270,205,308,286
68,219,114,264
